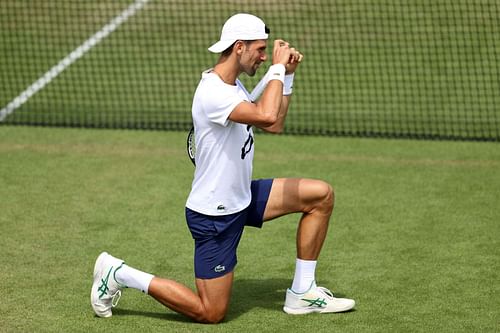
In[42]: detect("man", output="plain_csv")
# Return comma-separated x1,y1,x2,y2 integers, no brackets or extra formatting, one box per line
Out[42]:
91,13,355,324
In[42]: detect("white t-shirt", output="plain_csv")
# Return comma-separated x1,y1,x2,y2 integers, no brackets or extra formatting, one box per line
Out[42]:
185,70,255,216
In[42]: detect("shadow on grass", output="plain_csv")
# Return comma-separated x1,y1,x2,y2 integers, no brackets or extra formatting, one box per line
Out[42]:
112,278,354,323
112,308,193,323
112,278,291,323
227,278,290,320
229,278,356,319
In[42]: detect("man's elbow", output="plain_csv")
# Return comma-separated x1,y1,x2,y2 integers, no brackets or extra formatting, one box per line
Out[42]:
260,113,278,128
257,109,285,133
268,127,284,134
262,123,284,134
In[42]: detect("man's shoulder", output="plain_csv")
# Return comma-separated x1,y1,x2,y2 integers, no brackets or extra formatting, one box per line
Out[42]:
197,72,225,92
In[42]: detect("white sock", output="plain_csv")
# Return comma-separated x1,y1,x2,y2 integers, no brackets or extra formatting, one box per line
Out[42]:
114,264,154,294
291,258,317,294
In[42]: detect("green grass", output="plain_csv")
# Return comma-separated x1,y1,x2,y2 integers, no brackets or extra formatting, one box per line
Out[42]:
1,125,499,332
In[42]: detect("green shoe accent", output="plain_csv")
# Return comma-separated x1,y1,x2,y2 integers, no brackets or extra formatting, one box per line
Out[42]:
301,297,327,308
97,267,113,299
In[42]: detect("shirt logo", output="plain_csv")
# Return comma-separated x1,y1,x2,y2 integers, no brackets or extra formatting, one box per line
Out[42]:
217,204,226,212
241,125,254,160
214,265,226,273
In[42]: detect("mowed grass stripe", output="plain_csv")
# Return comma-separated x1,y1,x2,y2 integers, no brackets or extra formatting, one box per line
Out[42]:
0,126,499,332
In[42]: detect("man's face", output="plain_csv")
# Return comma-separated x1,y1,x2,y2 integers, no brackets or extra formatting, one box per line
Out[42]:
239,39,268,77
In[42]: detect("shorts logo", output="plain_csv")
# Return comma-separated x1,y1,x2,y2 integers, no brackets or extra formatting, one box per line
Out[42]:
214,265,226,273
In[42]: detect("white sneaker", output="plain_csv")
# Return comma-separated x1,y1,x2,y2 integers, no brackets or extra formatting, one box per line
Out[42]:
90,252,125,318
283,284,355,315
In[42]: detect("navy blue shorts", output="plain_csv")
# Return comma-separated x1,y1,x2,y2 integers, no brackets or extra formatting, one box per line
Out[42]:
185,179,273,279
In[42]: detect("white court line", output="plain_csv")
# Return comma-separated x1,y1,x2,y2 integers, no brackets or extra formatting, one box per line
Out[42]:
0,0,150,122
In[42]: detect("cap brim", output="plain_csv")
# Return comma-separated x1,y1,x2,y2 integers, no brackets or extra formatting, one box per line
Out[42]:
208,39,236,53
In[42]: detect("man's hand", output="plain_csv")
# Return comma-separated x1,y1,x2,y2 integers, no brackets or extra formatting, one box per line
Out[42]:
286,47,303,74
272,39,303,74
272,39,292,66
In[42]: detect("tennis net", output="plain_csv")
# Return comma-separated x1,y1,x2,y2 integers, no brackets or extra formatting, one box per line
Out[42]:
1,0,499,141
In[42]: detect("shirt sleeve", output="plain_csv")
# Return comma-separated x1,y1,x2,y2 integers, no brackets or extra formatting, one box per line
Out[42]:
201,80,245,127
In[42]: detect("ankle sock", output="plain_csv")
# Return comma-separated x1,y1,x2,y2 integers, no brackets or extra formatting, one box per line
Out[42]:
114,263,154,294
291,258,317,294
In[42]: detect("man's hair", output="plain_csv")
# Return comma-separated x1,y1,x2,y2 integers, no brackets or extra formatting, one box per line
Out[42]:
221,40,255,58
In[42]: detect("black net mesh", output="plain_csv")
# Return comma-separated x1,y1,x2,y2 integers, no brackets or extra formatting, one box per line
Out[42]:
1,0,499,141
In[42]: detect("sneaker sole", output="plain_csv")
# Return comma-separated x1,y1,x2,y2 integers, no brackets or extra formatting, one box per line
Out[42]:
283,306,323,315
91,252,112,318
319,299,355,313
283,300,355,315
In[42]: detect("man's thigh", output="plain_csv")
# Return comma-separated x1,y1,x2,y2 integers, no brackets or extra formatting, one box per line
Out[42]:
262,178,332,222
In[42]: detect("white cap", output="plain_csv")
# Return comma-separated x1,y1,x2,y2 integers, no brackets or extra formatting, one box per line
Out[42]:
208,13,269,53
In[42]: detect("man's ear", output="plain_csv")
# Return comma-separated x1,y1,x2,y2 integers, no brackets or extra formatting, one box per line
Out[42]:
234,40,245,56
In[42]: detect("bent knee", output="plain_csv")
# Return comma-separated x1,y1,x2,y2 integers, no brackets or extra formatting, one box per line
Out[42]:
313,180,334,214
194,306,226,324
200,312,225,324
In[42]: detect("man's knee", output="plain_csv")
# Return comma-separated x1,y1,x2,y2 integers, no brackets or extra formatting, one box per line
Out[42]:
199,311,226,324
325,183,335,213
315,181,334,214
194,304,227,324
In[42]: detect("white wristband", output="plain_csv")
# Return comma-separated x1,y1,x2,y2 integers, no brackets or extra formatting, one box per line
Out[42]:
283,73,295,95
267,64,286,84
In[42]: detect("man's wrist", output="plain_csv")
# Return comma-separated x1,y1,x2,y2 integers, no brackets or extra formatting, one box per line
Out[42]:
283,73,295,95
268,64,286,84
